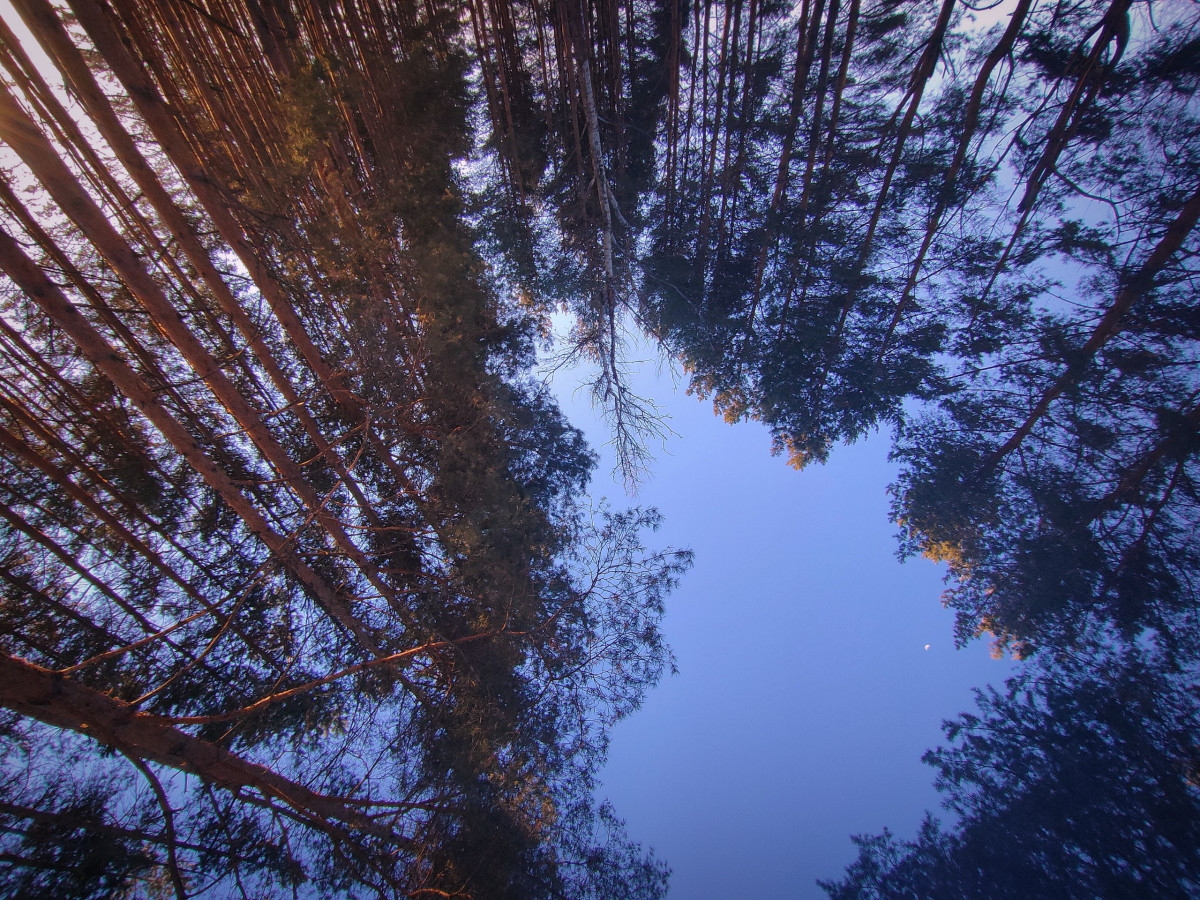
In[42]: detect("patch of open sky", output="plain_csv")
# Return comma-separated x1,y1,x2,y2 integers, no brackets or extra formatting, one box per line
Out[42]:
541,318,1013,899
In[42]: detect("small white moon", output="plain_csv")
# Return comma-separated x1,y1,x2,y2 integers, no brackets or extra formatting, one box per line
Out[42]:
924,644,931,651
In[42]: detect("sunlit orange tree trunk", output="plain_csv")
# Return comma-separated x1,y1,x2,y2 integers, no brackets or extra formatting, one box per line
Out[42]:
0,1,687,896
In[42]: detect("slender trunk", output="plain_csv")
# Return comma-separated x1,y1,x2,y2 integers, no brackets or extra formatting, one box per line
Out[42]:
1016,0,1131,213
0,421,284,674
697,0,733,269
822,0,858,165
0,498,159,638
874,0,1033,363
857,0,956,259
0,651,406,841
794,0,841,217
0,227,382,655
13,0,366,494
0,176,204,437
977,0,1131,308
0,565,124,651
750,0,822,327
65,0,363,419
714,0,746,257
814,0,955,386
0,385,224,591
981,181,1200,475
0,78,413,627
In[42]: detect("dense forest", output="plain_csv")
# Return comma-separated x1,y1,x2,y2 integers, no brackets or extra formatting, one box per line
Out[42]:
0,0,1196,897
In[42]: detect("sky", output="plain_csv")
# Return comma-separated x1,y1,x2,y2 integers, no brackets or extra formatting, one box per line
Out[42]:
0,2,1014,890
546,343,1014,899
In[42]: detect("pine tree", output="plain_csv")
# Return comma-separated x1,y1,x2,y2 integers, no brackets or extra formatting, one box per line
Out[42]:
0,0,688,895
820,647,1200,898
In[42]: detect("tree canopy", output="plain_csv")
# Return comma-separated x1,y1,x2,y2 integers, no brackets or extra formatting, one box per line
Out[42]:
820,646,1200,899
0,0,1198,896
0,0,688,895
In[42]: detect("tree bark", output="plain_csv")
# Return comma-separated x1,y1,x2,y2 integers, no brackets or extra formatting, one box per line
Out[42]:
875,0,1033,362
0,651,405,841
982,181,1200,475
0,226,382,655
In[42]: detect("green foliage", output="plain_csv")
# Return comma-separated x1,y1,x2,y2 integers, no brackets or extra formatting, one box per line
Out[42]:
0,0,691,896
0,787,155,900
821,648,1200,899
4,0,1200,895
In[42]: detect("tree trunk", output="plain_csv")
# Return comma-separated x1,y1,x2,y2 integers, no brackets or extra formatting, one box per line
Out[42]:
874,0,1033,363
0,226,382,655
0,651,405,841
982,180,1200,475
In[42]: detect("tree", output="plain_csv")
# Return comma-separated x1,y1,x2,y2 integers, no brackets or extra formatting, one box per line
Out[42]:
640,0,962,467
622,0,1200,661
890,4,1200,655
0,0,689,895
467,0,683,485
820,646,1200,899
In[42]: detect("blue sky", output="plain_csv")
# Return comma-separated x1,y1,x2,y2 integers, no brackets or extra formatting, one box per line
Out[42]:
547,345,1013,898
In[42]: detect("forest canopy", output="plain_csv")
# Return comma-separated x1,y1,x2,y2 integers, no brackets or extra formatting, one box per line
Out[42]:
0,0,1197,896
0,0,687,895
